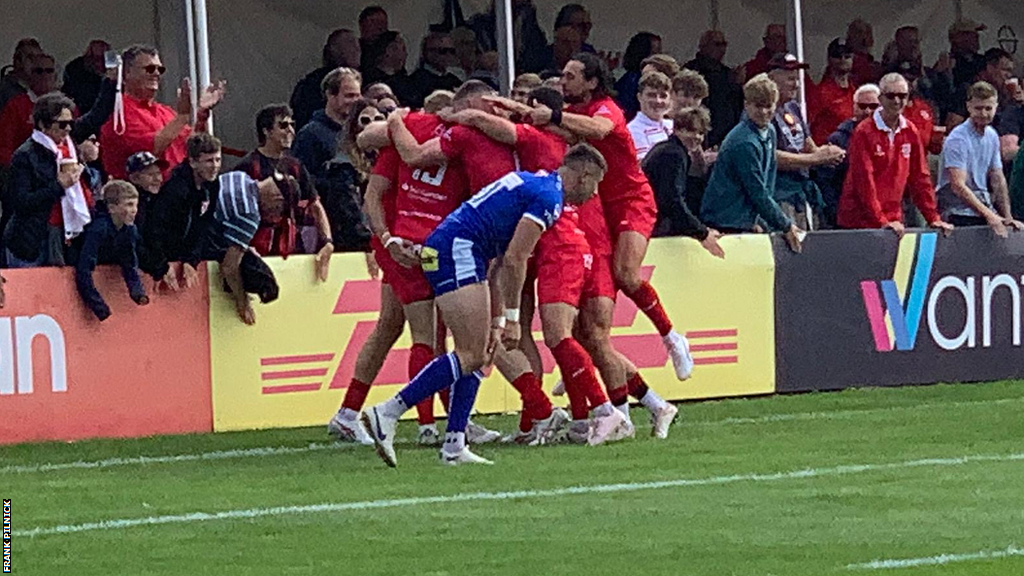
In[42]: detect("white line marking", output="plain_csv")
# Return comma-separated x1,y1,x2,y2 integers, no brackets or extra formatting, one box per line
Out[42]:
847,544,1024,570
2,396,1020,475
15,452,1024,538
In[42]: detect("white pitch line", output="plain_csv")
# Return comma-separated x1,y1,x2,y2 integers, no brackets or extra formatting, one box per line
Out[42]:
14,452,1024,538
2,396,1020,475
847,544,1024,570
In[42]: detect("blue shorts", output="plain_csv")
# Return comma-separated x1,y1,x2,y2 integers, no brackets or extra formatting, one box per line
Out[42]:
420,229,487,297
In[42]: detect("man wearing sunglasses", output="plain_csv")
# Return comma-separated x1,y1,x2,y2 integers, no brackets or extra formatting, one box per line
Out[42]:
837,73,954,237
0,53,59,167
407,32,461,109
816,83,880,228
100,45,226,182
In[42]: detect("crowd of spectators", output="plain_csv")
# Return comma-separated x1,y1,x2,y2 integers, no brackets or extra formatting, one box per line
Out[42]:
1,2,1023,323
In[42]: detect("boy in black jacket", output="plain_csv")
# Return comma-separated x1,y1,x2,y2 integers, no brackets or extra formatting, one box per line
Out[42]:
75,180,148,321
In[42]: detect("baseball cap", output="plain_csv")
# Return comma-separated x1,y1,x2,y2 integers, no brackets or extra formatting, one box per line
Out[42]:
949,19,986,34
125,151,159,174
767,53,810,71
827,38,853,59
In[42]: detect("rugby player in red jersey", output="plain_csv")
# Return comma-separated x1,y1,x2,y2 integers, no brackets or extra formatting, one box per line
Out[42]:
529,53,695,384
455,87,679,440
384,81,565,442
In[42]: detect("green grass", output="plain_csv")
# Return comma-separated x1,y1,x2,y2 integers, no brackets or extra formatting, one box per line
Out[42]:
4,381,1024,576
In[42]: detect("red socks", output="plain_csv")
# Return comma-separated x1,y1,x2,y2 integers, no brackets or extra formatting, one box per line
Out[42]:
511,372,552,430
341,378,371,412
625,280,672,337
608,384,629,408
409,343,436,425
551,338,608,418
627,372,650,401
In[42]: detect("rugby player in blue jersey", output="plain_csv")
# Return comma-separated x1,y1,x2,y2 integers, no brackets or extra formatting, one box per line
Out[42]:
362,143,615,466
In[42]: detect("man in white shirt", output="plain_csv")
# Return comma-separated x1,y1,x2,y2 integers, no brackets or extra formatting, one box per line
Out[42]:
627,71,673,160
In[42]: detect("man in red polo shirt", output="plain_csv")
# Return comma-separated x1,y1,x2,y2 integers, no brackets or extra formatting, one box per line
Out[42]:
837,73,954,236
100,45,225,180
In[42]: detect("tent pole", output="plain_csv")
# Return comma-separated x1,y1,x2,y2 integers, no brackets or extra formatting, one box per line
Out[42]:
495,0,516,95
193,0,213,133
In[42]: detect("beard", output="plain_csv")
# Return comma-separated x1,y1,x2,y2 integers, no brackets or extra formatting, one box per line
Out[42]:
563,91,585,104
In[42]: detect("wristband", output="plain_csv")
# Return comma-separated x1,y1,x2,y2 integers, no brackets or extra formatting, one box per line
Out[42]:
492,316,507,328
380,231,392,245
504,308,520,323
384,235,405,249
550,108,563,127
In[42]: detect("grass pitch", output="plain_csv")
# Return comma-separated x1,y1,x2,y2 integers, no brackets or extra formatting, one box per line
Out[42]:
4,381,1024,575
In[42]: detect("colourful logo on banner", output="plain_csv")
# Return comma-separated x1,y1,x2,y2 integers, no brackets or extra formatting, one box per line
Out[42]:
860,233,937,352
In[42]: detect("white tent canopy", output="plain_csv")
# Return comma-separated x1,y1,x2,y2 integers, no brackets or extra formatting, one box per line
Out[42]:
2,0,1021,150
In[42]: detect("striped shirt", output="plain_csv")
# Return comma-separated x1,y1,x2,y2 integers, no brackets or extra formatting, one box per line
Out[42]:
208,171,261,253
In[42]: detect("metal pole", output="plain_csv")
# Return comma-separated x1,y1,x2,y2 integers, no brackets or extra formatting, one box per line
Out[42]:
193,0,213,133
184,0,199,124
789,0,807,118
495,0,516,95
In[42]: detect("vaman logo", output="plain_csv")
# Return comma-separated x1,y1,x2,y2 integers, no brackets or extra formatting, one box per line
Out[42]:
0,314,67,395
860,233,1021,352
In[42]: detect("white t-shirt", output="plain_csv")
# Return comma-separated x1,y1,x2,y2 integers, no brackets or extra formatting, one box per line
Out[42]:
627,112,673,160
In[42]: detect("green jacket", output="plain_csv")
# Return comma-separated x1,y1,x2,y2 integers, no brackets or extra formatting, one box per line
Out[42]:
700,118,793,232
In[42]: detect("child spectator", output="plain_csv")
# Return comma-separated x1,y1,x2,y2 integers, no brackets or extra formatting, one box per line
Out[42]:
75,180,148,321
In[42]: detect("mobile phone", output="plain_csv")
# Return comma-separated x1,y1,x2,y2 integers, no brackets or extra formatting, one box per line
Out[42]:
104,50,121,70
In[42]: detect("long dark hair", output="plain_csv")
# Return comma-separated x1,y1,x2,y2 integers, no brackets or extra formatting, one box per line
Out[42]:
573,52,613,98
342,98,382,178
622,32,660,72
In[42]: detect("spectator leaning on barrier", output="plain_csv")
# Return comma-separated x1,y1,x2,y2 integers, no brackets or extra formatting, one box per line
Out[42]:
837,73,953,236
99,45,225,181
203,171,283,326
4,93,87,268
936,81,1023,235
768,53,845,231
700,73,803,253
815,83,880,229
643,105,724,258
125,151,163,232
142,133,220,290
75,180,148,321
627,71,673,160
290,29,361,131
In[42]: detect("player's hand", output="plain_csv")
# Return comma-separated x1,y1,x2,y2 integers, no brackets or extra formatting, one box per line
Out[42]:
388,108,410,124
482,95,532,116
701,229,726,259
1004,218,1024,232
528,104,553,126
486,322,503,365
237,298,256,325
364,251,380,280
884,220,906,238
314,243,334,282
181,263,200,289
387,238,420,268
783,225,804,254
929,219,954,237
501,319,521,351
438,107,482,126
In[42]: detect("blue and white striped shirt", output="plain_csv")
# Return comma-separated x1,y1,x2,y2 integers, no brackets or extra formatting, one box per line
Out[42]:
208,171,261,253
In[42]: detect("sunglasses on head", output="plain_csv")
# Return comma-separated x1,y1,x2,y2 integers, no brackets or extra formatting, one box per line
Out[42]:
857,102,881,110
143,64,167,75
883,92,909,100
359,114,386,126
31,67,55,75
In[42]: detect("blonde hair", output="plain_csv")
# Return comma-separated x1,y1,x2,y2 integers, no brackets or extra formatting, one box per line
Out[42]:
423,90,454,113
743,73,779,106
638,70,671,93
672,69,709,100
103,180,139,205
513,73,542,90
968,81,998,101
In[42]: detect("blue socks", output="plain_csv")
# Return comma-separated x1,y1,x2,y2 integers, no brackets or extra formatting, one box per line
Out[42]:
398,352,462,408
446,370,483,433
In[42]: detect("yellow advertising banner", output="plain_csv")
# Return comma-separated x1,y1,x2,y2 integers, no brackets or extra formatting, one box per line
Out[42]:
209,235,775,432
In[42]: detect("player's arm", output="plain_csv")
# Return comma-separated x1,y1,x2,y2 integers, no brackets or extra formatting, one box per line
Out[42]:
496,218,544,349
363,174,392,240
388,113,447,167
440,108,518,145
531,104,614,140
357,121,391,151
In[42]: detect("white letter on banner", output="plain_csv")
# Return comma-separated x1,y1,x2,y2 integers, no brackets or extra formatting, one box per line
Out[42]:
981,275,1020,347
928,276,976,351
15,315,67,394
0,318,12,395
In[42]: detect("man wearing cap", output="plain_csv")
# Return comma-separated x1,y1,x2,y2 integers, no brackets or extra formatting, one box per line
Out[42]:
768,53,845,230
837,73,954,235
125,151,163,233
809,39,857,146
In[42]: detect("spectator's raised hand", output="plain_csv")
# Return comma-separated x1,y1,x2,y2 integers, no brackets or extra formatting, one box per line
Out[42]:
175,78,193,116
198,80,227,112
929,219,954,238
701,229,726,259
315,243,334,282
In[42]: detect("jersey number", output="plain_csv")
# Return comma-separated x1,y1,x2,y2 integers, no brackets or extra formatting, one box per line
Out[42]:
467,173,524,208
411,165,447,187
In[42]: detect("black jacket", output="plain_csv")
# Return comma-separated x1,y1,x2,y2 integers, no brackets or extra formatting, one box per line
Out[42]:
683,54,743,147
289,66,331,131
407,66,462,109
141,162,214,279
70,77,117,143
75,206,146,320
642,135,709,240
3,139,64,261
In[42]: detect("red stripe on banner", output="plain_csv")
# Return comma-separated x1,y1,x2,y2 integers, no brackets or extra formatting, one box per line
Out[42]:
691,342,738,352
261,383,323,394
333,280,383,314
694,356,739,365
261,368,329,380
260,353,335,366
686,329,739,339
